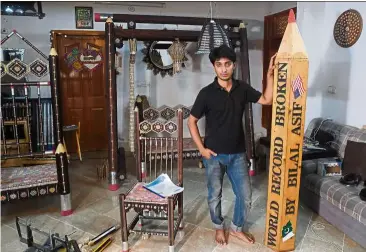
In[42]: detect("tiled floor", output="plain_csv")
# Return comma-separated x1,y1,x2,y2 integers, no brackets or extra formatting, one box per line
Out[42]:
1,152,365,252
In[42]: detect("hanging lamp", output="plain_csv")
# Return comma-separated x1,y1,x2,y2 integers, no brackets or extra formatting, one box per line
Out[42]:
196,2,232,54
167,38,186,74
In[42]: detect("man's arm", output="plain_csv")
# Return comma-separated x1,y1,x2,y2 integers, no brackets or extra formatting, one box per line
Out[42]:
187,89,217,158
187,115,205,152
187,89,206,152
257,74,274,105
258,53,277,105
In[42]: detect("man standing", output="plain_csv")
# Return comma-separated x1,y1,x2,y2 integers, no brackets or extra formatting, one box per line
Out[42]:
187,45,276,245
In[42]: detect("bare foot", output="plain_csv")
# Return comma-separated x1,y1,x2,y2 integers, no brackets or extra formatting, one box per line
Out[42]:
215,229,227,246
229,231,255,244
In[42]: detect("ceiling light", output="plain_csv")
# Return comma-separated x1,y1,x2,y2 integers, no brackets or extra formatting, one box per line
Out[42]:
196,2,232,54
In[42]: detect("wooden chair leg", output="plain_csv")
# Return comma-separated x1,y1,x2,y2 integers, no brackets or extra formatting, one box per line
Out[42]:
168,197,175,252
76,121,82,162
75,131,82,162
178,193,184,230
138,210,145,228
119,194,129,252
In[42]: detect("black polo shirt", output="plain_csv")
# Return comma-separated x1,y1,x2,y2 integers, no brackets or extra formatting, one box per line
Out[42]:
190,77,262,154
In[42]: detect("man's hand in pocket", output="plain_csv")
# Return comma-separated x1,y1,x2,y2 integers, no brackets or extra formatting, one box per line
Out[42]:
200,148,217,160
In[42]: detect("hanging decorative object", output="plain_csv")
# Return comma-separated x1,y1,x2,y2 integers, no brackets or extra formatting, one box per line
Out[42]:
141,41,188,78
63,47,103,72
333,9,363,48
79,48,103,71
6,58,30,80
29,58,49,78
167,38,187,75
129,38,137,153
64,47,83,72
196,2,232,54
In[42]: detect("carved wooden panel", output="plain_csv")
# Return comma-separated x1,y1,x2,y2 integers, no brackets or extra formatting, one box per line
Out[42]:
274,14,289,37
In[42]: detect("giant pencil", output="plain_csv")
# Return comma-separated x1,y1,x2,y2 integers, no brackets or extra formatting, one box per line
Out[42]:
264,9,309,252
105,18,119,191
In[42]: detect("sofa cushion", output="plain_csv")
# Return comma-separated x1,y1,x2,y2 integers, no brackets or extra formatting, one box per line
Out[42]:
348,129,366,143
342,140,366,180
305,118,358,158
303,174,366,226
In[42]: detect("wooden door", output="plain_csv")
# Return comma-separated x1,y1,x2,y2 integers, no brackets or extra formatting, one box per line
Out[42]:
262,8,297,136
53,31,108,153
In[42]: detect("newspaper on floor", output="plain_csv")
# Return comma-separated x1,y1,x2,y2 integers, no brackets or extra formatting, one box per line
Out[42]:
143,173,184,198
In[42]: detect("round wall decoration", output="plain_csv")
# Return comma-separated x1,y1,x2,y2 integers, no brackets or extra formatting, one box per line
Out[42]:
333,9,363,48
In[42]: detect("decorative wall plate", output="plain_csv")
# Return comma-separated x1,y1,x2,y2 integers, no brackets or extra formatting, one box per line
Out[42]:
142,105,191,122
143,107,159,122
29,58,49,78
333,9,363,48
6,58,29,80
160,106,176,121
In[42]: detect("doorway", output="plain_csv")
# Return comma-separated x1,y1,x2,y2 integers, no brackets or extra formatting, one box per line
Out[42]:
51,30,108,153
261,8,297,136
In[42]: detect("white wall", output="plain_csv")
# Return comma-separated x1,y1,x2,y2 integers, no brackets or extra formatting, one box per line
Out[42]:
297,2,366,129
1,1,297,149
268,1,297,15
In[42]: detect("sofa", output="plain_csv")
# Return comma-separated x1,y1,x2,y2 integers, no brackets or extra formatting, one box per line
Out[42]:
300,117,366,248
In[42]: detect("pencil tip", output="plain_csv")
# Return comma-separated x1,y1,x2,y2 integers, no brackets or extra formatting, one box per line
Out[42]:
288,9,296,23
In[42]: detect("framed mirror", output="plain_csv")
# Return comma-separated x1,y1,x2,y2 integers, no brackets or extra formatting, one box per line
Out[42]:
141,41,187,78
1,48,25,62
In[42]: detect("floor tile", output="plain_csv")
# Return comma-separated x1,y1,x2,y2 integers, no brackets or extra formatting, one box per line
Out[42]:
305,214,344,251
177,226,218,252
1,225,28,252
343,235,366,252
2,153,365,252
300,235,343,252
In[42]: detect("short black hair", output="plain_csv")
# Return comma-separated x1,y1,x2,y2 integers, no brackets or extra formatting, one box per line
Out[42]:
208,45,236,65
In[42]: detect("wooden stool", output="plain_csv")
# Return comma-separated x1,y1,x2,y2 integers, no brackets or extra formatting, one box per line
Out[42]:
62,122,82,162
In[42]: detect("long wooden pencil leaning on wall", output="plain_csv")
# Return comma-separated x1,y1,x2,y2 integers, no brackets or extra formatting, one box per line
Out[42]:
105,18,119,191
264,9,309,252
49,48,72,216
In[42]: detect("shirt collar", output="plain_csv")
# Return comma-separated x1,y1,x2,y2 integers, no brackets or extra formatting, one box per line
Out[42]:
213,77,239,90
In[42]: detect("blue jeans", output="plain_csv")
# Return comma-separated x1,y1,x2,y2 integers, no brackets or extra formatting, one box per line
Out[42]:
202,153,252,232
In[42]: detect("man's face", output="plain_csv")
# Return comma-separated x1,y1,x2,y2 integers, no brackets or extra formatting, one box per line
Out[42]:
213,58,235,81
